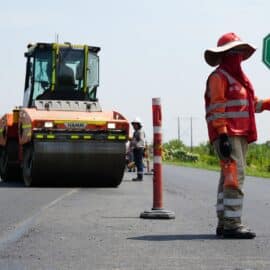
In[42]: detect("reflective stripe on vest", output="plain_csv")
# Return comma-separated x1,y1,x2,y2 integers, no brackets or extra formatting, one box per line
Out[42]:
206,111,249,123
256,100,263,113
206,68,250,123
219,69,236,84
206,99,249,114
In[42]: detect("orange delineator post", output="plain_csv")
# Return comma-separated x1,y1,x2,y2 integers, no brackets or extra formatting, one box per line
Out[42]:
140,98,175,219
152,98,163,209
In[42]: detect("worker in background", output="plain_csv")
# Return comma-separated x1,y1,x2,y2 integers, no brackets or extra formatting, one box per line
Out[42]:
130,117,146,181
204,32,270,239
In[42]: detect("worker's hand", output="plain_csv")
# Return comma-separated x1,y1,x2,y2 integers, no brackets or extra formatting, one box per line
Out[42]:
218,133,232,158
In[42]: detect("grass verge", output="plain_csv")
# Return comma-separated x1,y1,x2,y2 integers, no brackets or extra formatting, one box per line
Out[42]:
164,160,270,179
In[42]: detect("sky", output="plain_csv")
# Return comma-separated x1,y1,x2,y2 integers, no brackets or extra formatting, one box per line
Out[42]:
1,0,270,146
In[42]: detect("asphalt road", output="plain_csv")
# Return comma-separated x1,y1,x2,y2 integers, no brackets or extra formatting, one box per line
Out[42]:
0,165,269,270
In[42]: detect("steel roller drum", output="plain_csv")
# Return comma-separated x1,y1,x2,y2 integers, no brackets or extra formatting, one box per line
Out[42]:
24,139,126,187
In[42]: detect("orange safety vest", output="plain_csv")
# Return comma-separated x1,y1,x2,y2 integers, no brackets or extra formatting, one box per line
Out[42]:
205,68,257,143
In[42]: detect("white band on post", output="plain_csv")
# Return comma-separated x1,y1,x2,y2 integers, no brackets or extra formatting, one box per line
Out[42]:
153,126,162,134
154,156,162,164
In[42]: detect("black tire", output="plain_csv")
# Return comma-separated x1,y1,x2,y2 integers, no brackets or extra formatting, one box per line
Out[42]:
0,147,9,182
0,145,22,182
22,145,36,187
109,166,125,188
110,177,123,188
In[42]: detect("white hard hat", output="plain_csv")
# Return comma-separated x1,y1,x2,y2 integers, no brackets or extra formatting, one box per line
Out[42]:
131,117,143,126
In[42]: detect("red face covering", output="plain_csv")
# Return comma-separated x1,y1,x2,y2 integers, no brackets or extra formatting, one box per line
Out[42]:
219,53,244,82
219,51,254,94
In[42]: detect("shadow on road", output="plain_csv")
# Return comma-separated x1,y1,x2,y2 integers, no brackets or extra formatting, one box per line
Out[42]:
0,179,124,188
128,234,218,241
101,216,140,219
0,180,25,188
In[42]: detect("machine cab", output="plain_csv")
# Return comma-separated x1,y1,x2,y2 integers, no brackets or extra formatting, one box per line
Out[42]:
23,43,100,107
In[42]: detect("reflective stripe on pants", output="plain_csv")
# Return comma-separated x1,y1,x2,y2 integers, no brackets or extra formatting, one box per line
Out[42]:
214,136,248,229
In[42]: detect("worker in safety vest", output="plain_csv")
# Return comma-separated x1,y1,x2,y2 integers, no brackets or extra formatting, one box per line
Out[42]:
130,117,146,181
204,32,270,239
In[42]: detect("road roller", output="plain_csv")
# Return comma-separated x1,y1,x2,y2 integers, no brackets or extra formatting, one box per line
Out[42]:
0,42,129,187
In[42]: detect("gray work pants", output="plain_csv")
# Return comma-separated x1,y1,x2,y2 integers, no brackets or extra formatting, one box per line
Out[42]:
213,136,248,229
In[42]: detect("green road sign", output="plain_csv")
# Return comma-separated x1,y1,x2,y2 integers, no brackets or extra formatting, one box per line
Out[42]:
263,34,270,68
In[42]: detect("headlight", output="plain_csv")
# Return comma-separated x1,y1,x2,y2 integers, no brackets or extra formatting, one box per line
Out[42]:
107,123,116,129
44,121,54,128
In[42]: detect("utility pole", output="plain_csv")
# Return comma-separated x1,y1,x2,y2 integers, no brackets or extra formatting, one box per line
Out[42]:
177,116,180,142
190,116,193,152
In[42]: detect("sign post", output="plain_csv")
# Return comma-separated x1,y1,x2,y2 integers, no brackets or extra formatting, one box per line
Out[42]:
263,34,270,68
